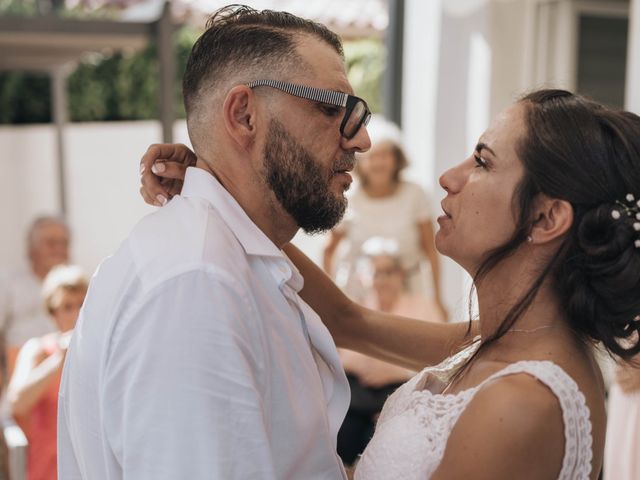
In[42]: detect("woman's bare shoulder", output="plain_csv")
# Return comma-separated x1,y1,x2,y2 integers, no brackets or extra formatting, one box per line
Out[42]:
432,372,565,479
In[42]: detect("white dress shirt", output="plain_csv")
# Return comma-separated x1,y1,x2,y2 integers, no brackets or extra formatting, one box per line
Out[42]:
58,167,350,480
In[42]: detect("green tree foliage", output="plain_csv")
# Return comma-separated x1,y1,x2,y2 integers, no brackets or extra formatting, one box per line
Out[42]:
0,0,39,16
0,73,51,123
68,47,160,121
0,25,383,124
345,38,385,114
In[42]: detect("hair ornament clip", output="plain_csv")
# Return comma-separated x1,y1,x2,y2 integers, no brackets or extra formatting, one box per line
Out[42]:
613,194,640,248
614,195,640,218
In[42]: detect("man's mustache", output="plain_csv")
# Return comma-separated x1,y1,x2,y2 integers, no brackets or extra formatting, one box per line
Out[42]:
333,153,356,172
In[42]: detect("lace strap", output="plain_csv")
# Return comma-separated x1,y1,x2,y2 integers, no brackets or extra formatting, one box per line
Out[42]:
424,336,481,384
478,361,593,480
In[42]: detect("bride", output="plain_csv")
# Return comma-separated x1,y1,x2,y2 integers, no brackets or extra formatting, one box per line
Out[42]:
139,89,640,479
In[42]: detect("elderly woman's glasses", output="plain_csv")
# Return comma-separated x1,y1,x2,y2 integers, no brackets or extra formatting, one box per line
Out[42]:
246,79,371,140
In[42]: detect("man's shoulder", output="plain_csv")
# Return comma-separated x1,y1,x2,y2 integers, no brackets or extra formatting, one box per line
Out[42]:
127,195,250,285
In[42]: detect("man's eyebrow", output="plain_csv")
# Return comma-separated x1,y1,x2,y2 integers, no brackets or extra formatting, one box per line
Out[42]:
475,142,496,156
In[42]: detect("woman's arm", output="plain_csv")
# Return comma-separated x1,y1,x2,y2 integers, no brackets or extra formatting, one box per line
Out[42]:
284,243,476,370
418,220,448,320
340,349,413,387
8,339,64,417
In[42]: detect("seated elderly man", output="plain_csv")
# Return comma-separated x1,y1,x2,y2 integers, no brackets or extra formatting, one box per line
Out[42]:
0,216,70,379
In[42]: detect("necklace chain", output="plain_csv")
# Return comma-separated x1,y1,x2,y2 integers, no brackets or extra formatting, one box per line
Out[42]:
507,325,555,334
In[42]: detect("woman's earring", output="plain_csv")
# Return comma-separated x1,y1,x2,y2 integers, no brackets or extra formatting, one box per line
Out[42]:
526,235,533,243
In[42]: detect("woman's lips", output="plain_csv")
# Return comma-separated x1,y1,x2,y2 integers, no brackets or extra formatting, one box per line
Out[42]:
440,203,452,218
438,203,452,224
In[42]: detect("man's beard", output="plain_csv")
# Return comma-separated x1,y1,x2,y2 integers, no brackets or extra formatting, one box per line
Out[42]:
263,120,353,234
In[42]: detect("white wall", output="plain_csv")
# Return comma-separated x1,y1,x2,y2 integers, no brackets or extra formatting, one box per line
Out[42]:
0,126,60,270
63,121,164,272
0,121,168,275
627,0,640,112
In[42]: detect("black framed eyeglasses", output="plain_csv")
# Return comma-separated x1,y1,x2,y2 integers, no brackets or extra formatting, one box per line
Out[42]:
246,79,371,140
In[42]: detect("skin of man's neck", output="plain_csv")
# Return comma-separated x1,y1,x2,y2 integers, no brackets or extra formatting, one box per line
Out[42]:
194,159,299,249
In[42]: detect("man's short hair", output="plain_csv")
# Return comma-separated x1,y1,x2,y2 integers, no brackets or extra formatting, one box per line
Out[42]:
182,5,344,123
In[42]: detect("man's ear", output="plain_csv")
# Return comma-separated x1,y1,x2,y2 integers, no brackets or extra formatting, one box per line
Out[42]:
529,195,574,244
222,85,258,150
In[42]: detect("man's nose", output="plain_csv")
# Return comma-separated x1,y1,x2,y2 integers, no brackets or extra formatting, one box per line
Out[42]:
341,125,371,153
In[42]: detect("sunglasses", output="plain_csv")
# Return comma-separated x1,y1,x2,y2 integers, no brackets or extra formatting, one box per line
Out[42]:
246,79,371,140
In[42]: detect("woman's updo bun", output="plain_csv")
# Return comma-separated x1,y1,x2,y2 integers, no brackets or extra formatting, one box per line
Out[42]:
557,203,640,358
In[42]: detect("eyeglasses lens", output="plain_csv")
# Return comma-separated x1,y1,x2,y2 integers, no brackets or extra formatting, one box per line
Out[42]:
344,101,368,138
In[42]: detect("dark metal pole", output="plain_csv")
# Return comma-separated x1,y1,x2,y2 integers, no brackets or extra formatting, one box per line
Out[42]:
52,66,68,215
157,0,175,143
383,0,405,126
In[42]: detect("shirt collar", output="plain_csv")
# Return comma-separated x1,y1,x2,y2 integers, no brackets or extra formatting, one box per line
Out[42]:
181,167,281,258
180,167,304,291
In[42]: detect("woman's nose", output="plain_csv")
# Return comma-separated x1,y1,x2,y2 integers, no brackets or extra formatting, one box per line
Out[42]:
439,160,469,194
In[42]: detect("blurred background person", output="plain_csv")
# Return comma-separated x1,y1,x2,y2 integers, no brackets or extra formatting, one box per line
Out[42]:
7,265,87,480
322,127,446,319
0,216,70,380
337,237,445,466
604,359,640,480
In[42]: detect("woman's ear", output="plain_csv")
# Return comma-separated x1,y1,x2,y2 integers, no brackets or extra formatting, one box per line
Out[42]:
222,85,258,149
529,195,574,244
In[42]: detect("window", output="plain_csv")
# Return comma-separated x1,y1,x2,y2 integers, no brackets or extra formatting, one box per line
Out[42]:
576,13,628,108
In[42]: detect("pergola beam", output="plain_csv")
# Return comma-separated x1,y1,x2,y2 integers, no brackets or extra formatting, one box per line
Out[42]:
157,1,176,143
383,0,405,126
52,67,69,214
0,1,176,213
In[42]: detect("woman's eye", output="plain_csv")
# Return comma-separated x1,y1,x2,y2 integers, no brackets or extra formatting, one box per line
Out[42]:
474,154,488,169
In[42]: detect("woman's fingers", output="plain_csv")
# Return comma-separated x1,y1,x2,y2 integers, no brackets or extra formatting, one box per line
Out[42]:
165,179,185,198
140,185,165,207
141,167,169,205
140,143,196,172
150,160,189,180
139,143,195,206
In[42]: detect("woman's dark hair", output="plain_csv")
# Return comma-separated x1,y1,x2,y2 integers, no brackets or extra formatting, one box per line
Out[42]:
463,89,640,366
356,139,409,188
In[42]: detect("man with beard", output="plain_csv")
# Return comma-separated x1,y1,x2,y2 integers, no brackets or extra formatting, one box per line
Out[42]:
57,5,370,480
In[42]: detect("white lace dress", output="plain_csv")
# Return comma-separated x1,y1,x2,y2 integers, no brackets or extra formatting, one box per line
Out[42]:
354,341,593,480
